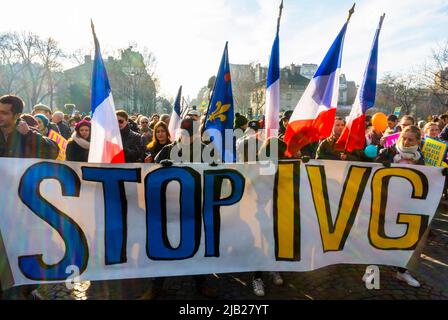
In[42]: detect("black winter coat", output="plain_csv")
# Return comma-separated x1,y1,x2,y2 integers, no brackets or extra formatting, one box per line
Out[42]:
120,125,145,163
56,121,72,140
66,139,89,162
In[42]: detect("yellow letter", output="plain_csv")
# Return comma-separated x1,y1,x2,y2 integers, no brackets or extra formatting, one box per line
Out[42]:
306,165,372,252
369,168,429,250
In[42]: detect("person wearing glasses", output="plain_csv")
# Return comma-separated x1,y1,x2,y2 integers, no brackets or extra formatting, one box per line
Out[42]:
116,110,145,163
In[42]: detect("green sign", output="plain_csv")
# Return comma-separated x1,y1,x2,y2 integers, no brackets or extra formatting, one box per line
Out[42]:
393,107,402,117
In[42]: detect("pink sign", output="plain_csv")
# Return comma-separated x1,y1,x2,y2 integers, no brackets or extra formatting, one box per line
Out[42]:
384,133,400,148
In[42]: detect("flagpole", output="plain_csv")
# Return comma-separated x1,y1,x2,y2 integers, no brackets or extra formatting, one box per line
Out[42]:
379,13,386,28
90,19,97,41
276,0,284,35
347,3,356,22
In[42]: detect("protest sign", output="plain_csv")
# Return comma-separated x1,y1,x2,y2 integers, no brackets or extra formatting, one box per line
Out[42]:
48,130,68,161
0,159,444,288
384,133,400,148
422,138,448,167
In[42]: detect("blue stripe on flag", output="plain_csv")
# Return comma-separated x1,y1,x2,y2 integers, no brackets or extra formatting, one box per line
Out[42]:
314,23,347,78
266,34,280,88
174,86,182,116
91,38,112,114
359,27,381,113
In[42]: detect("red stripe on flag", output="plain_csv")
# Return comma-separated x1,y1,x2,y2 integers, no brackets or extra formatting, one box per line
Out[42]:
335,114,366,152
284,108,336,157
103,141,125,163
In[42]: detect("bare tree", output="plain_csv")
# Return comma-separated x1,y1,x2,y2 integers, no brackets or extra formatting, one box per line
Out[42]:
0,33,25,94
36,37,64,108
377,73,422,115
0,32,64,109
421,41,448,111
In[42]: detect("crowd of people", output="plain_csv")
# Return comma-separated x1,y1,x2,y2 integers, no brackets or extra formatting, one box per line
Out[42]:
0,93,447,299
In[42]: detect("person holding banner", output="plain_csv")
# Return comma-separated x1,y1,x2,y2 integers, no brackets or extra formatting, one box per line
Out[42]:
116,110,146,163
66,120,91,162
368,125,426,287
316,117,363,161
144,121,171,163
376,125,424,166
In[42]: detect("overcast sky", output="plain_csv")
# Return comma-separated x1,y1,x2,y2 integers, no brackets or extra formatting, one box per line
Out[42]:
2,0,448,100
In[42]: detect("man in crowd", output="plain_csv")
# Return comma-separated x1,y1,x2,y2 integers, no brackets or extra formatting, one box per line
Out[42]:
32,103,60,134
0,95,59,159
116,110,145,163
387,114,398,132
52,111,71,139
316,117,363,161
278,110,292,140
437,114,448,131
160,114,170,126
397,115,415,132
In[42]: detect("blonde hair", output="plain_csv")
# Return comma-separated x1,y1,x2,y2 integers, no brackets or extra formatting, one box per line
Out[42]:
423,122,439,135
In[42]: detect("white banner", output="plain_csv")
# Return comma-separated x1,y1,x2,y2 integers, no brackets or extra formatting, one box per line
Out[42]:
0,158,444,288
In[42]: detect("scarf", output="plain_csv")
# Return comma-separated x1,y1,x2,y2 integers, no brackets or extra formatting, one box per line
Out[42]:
393,142,421,163
71,131,90,150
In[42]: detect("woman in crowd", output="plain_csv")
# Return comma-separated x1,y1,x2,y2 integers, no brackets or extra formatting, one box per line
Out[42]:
66,120,91,162
34,114,52,137
144,121,171,163
363,125,425,287
423,122,441,140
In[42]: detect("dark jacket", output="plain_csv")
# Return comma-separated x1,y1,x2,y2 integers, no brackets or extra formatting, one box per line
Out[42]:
147,142,170,159
56,121,72,140
120,124,145,163
0,128,59,159
48,122,60,135
66,139,89,162
155,139,212,163
128,119,139,133
439,124,448,142
375,145,425,165
316,136,364,161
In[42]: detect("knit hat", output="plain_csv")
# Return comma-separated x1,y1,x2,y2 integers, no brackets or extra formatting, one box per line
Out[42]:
34,114,49,128
75,120,91,134
234,114,248,129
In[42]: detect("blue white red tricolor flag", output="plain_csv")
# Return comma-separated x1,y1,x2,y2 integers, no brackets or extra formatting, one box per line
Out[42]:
336,14,385,152
168,85,183,140
264,0,282,140
88,21,124,163
284,17,351,156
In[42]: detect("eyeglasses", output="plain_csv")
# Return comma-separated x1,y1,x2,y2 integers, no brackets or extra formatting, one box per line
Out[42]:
141,121,148,124
118,119,125,124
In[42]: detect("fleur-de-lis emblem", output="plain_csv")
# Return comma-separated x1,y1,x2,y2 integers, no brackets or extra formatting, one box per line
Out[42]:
209,101,231,122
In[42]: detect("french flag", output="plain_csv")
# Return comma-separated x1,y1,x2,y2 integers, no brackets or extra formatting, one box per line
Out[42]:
336,15,385,152
264,1,282,140
88,21,125,163
284,20,350,156
168,86,182,140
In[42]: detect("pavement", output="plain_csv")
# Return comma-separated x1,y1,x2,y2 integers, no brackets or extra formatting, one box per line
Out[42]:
3,202,448,300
